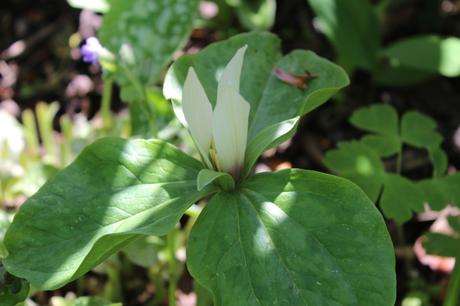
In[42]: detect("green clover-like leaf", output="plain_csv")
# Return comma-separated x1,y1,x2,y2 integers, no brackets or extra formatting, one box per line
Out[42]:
323,141,385,202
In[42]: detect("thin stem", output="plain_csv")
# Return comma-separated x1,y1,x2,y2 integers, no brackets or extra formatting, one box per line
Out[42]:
396,150,402,174
443,247,460,306
101,77,113,132
167,228,177,306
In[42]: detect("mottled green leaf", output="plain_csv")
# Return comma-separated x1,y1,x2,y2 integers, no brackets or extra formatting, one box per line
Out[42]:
380,174,425,224
306,0,380,70
188,169,395,306
4,138,212,289
164,32,349,143
323,141,385,201
382,36,460,77
99,0,199,84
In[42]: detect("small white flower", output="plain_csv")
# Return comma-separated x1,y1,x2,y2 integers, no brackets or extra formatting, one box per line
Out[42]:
182,46,250,179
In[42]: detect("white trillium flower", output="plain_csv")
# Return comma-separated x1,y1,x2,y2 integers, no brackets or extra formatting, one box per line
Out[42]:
182,46,250,180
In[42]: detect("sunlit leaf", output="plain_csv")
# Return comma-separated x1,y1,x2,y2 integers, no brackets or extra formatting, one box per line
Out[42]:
382,35,460,77
323,141,385,202
188,170,396,305
4,138,212,289
164,32,349,157
234,0,276,30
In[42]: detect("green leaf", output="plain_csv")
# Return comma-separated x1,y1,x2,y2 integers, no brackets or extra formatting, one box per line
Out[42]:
428,146,448,177
419,173,460,210
448,216,460,233
401,111,443,149
349,104,401,157
197,169,235,191
243,117,299,178
382,36,460,77
306,0,380,70
360,134,401,158
4,138,212,290
188,169,396,306
194,280,214,306
67,0,109,13
0,263,29,306
417,179,449,211
447,215,460,234
374,62,434,86
164,32,349,143
99,0,200,84
380,174,425,224
122,236,163,268
350,104,399,136
0,212,11,258
323,141,385,202
422,233,459,257
234,0,276,30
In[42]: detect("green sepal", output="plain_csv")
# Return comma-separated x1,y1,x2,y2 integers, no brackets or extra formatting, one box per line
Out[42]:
197,169,235,192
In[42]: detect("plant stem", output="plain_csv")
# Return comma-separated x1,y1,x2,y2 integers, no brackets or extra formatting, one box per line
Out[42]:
167,228,177,306
396,150,402,174
101,77,113,132
443,247,460,306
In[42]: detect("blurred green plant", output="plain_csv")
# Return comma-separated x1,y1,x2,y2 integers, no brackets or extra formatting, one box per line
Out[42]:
324,104,459,223
306,0,460,85
0,262,29,306
71,0,199,137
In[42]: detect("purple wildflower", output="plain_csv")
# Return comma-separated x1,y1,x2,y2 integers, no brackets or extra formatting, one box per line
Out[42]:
81,37,104,64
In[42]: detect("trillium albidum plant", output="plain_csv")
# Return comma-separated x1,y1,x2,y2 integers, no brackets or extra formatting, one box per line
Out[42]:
181,46,250,182
3,32,396,306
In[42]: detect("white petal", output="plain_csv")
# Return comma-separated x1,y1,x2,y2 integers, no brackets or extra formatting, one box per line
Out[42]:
212,85,250,177
217,45,248,97
182,67,213,167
